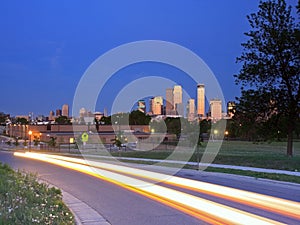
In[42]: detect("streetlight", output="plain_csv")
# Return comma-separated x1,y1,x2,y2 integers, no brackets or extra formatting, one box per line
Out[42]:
213,129,218,141
225,131,229,141
28,130,32,151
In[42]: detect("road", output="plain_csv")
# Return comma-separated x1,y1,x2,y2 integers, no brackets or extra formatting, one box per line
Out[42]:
1,150,300,224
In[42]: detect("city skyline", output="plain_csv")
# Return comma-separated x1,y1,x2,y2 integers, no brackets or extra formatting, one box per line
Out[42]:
0,1,260,116
8,82,229,120
1,1,297,117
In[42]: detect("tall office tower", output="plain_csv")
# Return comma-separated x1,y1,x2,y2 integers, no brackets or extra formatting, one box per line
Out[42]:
151,96,163,115
227,101,236,118
166,88,174,115
49,111,55,121
79,108,87,118
56,109,62,117
103,108,108,117
62,104,69,117
173,85,183,115
197,84,205,117
210,99,222,121
187,99,195,121
137,100,146,114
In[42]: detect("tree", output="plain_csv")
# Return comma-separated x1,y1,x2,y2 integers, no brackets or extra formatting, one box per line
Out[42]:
48,137,57,148
129,110,151,125
15,117,28,125
235,0,299,156
55,116,71,125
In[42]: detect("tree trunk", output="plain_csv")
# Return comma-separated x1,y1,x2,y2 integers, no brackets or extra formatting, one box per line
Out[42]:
287,125,293,157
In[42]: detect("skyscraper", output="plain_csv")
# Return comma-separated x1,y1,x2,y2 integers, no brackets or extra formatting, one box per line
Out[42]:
187,99,195,121
137,100,146,114
166,88,174,115
173,85,183,116
197,84,205,117
62,104,69,117
151,96,163,115
79,108,87,118
56,109,62,117
210,99,222,121
49,111,55,121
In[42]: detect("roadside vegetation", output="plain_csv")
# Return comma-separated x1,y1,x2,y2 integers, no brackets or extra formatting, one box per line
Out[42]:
0,163,74,225
106,141,300,183
111,141,300,171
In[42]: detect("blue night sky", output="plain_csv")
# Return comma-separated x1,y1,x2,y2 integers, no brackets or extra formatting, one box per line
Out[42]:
0,0,297,117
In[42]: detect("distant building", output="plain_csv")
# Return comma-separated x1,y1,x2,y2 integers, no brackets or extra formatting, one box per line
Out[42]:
197,84,205,117
49,111,55,121
187,99,196,121
137,100,146,114
103,108,108,117
15,115,29,120
56,109,62,117
79,108,87,118
227,101,236,118
62,104,69,117
151,96,163,115
166,88,174,115
173,85,183,116
209,99,222,121
36,115,46,122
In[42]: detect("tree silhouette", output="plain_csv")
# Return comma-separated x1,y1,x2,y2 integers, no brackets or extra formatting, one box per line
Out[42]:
235,0,299,156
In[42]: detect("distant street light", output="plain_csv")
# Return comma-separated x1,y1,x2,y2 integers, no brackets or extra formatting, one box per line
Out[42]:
213,129,218,141
225,131,229,141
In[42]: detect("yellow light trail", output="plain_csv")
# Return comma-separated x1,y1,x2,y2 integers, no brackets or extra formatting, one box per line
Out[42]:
14,152,287,225
41,153,300,221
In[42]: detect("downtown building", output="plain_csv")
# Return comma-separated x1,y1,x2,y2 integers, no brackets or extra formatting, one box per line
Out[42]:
62,104,69,117
137,100,146,114
186,98,196,122
165,88,174,115
173,85,183,116
150,96,163,115
197,84,205,118
209,99,222,122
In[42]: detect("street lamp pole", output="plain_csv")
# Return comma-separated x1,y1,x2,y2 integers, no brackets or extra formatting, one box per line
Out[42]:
28,130,32,151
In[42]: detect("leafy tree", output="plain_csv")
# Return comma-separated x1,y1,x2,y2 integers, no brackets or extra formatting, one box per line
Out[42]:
199,119,211,135
55,116,71,124
48,137,57,148
235,0,299,156
165,117,181,138
129,110,151,125
15,117,28,125
0,112,9,124
33,135,40,146
99,116,112,125
13,137,19,146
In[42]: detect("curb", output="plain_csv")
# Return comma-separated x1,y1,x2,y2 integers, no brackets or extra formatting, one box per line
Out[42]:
36,177,111,225
62,190,111,225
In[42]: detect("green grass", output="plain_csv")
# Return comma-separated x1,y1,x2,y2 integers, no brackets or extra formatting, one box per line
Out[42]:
204,167,300,184
110,141,300,171
0,163,74,225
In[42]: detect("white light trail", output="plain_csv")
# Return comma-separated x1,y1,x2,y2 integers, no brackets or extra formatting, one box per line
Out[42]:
14,152,294,224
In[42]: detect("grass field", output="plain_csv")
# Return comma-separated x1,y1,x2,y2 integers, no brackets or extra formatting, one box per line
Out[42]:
110,141,300,171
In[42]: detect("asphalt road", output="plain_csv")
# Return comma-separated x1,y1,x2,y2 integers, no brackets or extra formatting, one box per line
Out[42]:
1,150,300,224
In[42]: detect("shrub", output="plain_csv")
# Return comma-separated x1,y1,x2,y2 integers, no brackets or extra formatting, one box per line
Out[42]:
0,163,74,224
